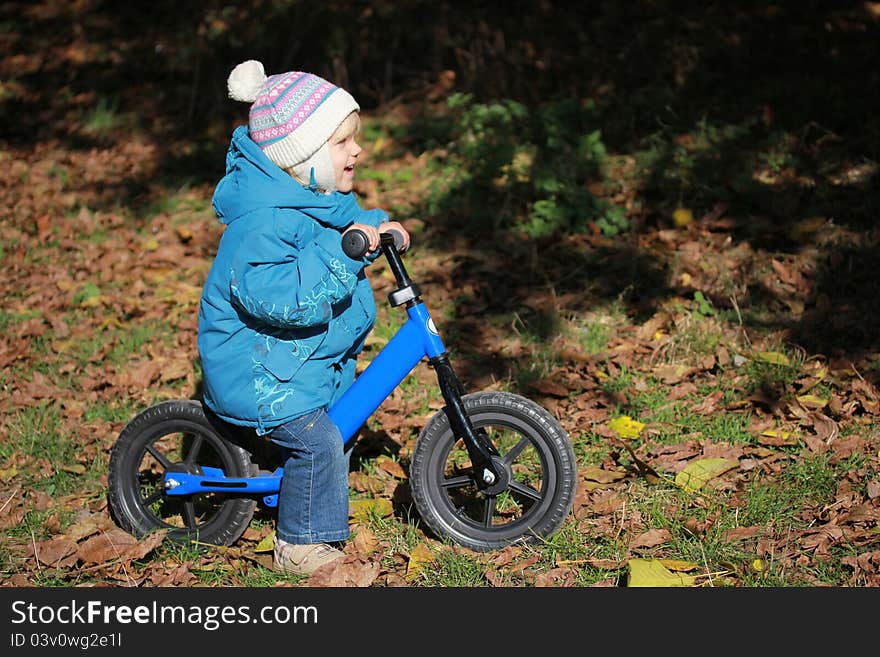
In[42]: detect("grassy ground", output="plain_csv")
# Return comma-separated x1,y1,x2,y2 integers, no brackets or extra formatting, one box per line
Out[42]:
1,2,879,587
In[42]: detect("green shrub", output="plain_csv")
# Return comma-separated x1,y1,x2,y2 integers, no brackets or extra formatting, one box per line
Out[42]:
435,93,629,238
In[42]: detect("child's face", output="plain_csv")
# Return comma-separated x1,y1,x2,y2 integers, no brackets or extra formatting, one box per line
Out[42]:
328,113,362,194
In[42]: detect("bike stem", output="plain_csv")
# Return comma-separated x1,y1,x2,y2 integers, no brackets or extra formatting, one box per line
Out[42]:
381,235,502,490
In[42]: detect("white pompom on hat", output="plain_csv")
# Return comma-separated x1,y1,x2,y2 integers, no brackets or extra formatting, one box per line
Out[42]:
227,60,267,103
225,60,359,171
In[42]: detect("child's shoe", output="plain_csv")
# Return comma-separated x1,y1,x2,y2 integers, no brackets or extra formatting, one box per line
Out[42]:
273,538,344,575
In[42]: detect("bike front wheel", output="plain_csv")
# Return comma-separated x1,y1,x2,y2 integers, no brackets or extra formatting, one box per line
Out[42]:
409,391,577,552
107,399,257,546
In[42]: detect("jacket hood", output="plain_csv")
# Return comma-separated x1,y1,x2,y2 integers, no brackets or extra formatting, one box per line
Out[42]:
212,126,350,228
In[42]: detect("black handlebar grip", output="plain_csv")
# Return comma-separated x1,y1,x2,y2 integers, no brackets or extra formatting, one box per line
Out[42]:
342,229,369,259
342,228,405,259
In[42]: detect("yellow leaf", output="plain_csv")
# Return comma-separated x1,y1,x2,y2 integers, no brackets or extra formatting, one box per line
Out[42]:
144,238,160,251
796,394,828,410
609,415,645,439
0,466,18,482
680,272,693,286
761,429,792,439
658,559,700,572
405,543,436,581
752,559,764,572
627,558,696,587
349,498,393,522
672,207,694,228
755,351,790,366
254,533,275,553
60,464,86,475
758,429,799,446
674,457,739,492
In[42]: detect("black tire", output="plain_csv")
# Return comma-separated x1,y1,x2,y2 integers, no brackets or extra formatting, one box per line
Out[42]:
409,391,577,551
107,399,257,546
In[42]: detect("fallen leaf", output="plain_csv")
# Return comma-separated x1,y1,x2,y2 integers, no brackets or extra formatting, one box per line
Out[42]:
652,364,696,384
377,457,406,479
581,465,625,484
308,556,380,587
64,517,104,542
758,429,799,447
31,536,78,566
123,530,168,560
405,543,436,581
630,528,672,549
754,351,790,366
349,498,393,522
530,378,569,397
76,529,138,564
796,394,828,410
352,525,379,555
673,207,694,228
254,532,275,553
159,359,191,382
674,457,739,492
658,559,701,572
627,558,695,587
534,566,579,587
608,415,645,439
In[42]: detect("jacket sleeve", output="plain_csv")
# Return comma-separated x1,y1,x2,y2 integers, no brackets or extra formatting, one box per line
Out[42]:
335,191,389,229
228,209,369,329
297,189,389,230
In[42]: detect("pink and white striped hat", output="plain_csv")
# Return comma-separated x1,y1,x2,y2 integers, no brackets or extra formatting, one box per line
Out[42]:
226,60,359,170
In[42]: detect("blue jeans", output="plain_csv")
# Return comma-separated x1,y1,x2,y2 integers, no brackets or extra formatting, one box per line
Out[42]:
269,409,351,544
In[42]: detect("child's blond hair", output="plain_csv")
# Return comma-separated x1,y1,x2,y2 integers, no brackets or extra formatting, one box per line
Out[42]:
286,111,361,188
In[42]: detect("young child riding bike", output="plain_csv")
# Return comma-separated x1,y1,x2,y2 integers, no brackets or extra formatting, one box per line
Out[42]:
197,59,409,576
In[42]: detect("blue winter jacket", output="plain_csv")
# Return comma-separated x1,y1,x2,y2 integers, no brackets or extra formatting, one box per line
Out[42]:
198,126,388,434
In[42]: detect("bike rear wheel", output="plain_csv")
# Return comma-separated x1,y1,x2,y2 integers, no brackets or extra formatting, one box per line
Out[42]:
410,391,577,551
107,399,257,546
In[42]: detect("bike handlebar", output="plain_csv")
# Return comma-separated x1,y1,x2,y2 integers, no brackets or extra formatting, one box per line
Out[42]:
342,227,406,259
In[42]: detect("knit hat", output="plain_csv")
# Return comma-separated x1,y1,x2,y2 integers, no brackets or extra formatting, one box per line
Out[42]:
227,60,360,171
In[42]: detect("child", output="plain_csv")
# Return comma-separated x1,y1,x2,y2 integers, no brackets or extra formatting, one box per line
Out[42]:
197,60,410,575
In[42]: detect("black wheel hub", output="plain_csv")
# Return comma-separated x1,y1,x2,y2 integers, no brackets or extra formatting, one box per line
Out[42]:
477,456,512,496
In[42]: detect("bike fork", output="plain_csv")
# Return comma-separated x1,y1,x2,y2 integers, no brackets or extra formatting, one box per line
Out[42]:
430,355,501,490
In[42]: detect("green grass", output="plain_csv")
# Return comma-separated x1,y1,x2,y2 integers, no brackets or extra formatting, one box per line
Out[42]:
82,98,123,137
416,548,488,587
2,404,95,497
742,344,806,394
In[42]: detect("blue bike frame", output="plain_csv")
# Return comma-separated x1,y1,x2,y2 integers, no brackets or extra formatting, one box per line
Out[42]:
162,233,500,506
329,302,446,442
